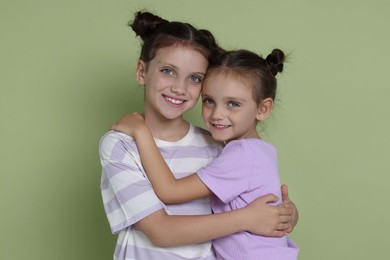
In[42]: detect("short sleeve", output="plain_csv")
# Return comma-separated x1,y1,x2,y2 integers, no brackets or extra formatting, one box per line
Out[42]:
99,131,163,234
197,140,252,203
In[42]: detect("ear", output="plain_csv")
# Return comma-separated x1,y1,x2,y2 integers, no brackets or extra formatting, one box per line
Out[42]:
256,97,273,121
136,59,146,85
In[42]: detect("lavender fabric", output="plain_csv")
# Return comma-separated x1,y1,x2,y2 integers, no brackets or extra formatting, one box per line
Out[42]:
197,139,299,260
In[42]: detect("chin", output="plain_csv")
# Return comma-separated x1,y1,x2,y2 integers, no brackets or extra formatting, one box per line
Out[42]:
211,135,227,143
162,109,188,120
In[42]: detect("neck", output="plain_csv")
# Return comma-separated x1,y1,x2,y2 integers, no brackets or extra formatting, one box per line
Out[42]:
143,111,190,141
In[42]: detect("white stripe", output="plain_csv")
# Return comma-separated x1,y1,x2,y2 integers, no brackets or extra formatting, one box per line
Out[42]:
167,157,213,173
107,190,160,227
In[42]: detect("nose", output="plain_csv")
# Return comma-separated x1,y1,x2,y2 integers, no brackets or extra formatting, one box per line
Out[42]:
210,105,224,121
171,79,187,95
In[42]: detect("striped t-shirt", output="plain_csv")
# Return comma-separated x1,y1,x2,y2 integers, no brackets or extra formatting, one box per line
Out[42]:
99,124,222,260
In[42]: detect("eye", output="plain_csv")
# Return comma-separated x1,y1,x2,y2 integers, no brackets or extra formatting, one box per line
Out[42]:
202,98,214,106
190,75,202,84
228,101,240,107
161,68,174,75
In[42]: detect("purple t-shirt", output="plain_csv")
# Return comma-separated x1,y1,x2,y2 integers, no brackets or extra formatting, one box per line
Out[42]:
197,139,299,260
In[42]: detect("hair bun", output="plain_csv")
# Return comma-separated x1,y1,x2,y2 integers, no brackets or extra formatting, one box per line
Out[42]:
129,11,169,40
266,48,285,76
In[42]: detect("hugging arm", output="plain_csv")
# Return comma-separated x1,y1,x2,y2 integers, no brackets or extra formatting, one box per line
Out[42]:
137,194,289,247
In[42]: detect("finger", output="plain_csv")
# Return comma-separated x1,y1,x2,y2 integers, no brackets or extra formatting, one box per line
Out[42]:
279,215,292,223
285,225,293,233
278,205,293,216
279,201,292,210
281,184,290,203
259,193,279,204
275,222,290,231
281,222,293,233
268,230,287,238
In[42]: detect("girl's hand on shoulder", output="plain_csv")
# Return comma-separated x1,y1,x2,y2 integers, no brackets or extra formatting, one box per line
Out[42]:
111,112,146,137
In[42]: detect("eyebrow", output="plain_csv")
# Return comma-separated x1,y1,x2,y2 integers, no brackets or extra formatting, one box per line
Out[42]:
160,62,179,70
159,61,206,76
225,96,247,102
203,93,246,101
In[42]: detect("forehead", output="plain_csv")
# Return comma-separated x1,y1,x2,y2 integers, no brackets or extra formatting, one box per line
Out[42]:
154,44,207,61
202,72,254,99
206,68,252,85
152,45,208,71
204,70,252,89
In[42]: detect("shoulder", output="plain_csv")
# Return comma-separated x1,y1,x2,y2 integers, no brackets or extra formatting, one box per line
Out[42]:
99,130,133,147
99,130,136,158
224,139,276,157
251,139,277,156
223,139,247,153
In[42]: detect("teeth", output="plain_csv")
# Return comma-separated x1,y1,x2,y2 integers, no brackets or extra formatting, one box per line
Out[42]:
166,97,184,104
214,124,229,129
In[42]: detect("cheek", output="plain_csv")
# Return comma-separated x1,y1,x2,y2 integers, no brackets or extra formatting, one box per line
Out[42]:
189,86,202,99
201,106,210,119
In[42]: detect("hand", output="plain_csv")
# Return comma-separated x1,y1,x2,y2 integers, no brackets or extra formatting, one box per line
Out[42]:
242,194,292,237
110,112,146,137
280,184,298,233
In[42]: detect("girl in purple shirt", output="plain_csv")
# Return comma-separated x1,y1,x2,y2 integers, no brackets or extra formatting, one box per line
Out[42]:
112,46,299,259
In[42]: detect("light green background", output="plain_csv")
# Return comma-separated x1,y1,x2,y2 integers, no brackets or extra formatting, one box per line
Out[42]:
1,0,389,259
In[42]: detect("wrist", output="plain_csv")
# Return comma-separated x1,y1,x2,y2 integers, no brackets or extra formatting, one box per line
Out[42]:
234,207,248,231
133,124,151,140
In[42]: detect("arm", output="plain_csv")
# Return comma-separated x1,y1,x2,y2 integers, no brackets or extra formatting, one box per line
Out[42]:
111,113,212,204
136,193,291,247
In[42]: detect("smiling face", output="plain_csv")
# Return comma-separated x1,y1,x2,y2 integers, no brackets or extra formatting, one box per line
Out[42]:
136,45,208,124
201,72,273,143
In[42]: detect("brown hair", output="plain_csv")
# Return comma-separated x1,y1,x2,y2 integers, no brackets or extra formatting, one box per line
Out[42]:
129,11,221,64
206,49,285,103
